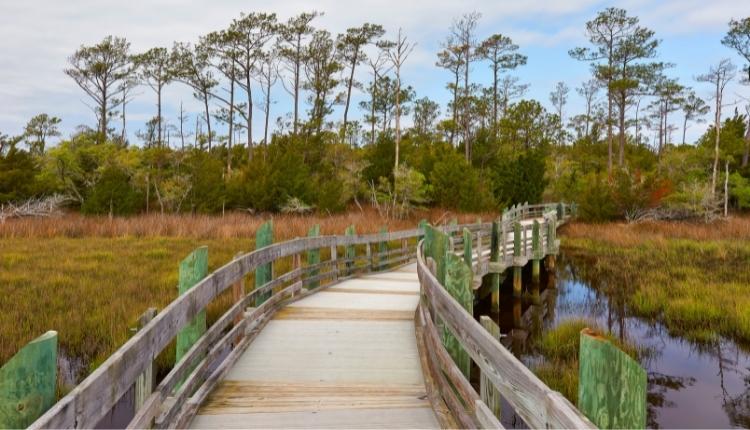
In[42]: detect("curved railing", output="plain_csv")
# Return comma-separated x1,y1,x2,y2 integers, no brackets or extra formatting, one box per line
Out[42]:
414,203,593,429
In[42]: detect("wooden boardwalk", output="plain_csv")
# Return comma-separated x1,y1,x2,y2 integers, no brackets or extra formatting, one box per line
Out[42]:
23,203,603,430
189,263,441,429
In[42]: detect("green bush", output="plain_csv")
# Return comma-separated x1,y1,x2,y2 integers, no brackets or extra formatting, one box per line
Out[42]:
81,166,142,215
430,151,495,211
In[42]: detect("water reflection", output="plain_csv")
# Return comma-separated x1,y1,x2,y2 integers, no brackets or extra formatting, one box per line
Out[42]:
477,253,750,429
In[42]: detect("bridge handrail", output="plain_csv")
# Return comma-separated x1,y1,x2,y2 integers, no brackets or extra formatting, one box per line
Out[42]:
415,204,592,429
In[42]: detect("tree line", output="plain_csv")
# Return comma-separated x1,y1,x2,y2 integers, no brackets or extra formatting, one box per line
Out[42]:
1,9,749,221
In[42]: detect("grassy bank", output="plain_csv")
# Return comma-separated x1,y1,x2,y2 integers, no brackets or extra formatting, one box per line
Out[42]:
0,208,490,388
560,217,750,345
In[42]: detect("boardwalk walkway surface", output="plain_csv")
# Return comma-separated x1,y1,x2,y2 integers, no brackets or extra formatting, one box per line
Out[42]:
190,263,439,429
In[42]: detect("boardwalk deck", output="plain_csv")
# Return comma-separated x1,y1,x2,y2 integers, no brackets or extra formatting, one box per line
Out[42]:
189,263,440,429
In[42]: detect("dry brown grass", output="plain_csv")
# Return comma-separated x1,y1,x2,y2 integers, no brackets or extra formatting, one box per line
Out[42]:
0,207,494,389
560,215,750,246
0,207,494,239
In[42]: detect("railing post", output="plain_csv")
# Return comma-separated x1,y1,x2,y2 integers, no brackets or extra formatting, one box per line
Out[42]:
307,224,320,289
513,222,522,297
532,221,541,284
135,308,157,411
176,246,208,364
232,252,245,324
418,219,427,243
365,242,372,272
345,225,355,276
330,242,338,283
255,220,273,306
0,331,57,429
378,227,388,271
490,221,500,313
462,228,472,267
479,316,502,420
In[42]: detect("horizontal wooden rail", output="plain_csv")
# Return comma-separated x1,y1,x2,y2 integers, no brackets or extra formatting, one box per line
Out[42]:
415,203,589,429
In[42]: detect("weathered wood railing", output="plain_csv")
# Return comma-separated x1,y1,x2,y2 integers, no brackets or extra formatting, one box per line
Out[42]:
415,203,594,429
26,220,489,429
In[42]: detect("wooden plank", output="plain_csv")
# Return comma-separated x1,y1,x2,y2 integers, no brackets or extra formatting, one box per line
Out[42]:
224,319,424,385
0,331,57,429
177,246,208,365
479,316,502,421
414,311,458,429
578,328,646,429
274,307,414,321
475,400,504,429
189,407,439,429
255,220,273,305
198,381,430,414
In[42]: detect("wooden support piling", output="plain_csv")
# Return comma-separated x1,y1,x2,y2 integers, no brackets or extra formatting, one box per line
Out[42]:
255,221,273,305
0,331,57,429
531,221,541,284
479,317,502,420
306,225,320,289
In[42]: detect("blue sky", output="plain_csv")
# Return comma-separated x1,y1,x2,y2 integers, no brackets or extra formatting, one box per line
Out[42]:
1,0,748,146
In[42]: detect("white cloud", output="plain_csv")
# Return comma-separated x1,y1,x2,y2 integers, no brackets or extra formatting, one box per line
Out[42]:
0,0,748,144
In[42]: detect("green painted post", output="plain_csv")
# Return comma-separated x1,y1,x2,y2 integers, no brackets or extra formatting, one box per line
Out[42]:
345,225,356,276
306,224,320,289
578,329,647,429
462,228,473,267
255,221,273,305
479,317,502,420
531,220,541,284
0,331,57,429
490,221,500,312
177,246,208,364
557,203,564,220
418,219,427,243
442,253,473,378
513,222,522,297
425,225,450,284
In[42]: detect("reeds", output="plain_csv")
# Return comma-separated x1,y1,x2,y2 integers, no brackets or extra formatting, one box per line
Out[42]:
0,207,494,239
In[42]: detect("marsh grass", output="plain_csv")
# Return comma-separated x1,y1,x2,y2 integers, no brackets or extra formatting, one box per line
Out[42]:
560,216,750,346
532,319,641,404
0,208,492,388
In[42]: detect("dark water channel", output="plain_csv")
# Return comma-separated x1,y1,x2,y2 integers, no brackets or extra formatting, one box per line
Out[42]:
476,252,750,429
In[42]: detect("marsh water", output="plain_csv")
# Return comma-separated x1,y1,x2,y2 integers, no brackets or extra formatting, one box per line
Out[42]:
476,252,750,429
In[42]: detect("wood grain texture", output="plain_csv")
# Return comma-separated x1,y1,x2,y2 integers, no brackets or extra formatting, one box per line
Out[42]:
189,269,439,429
